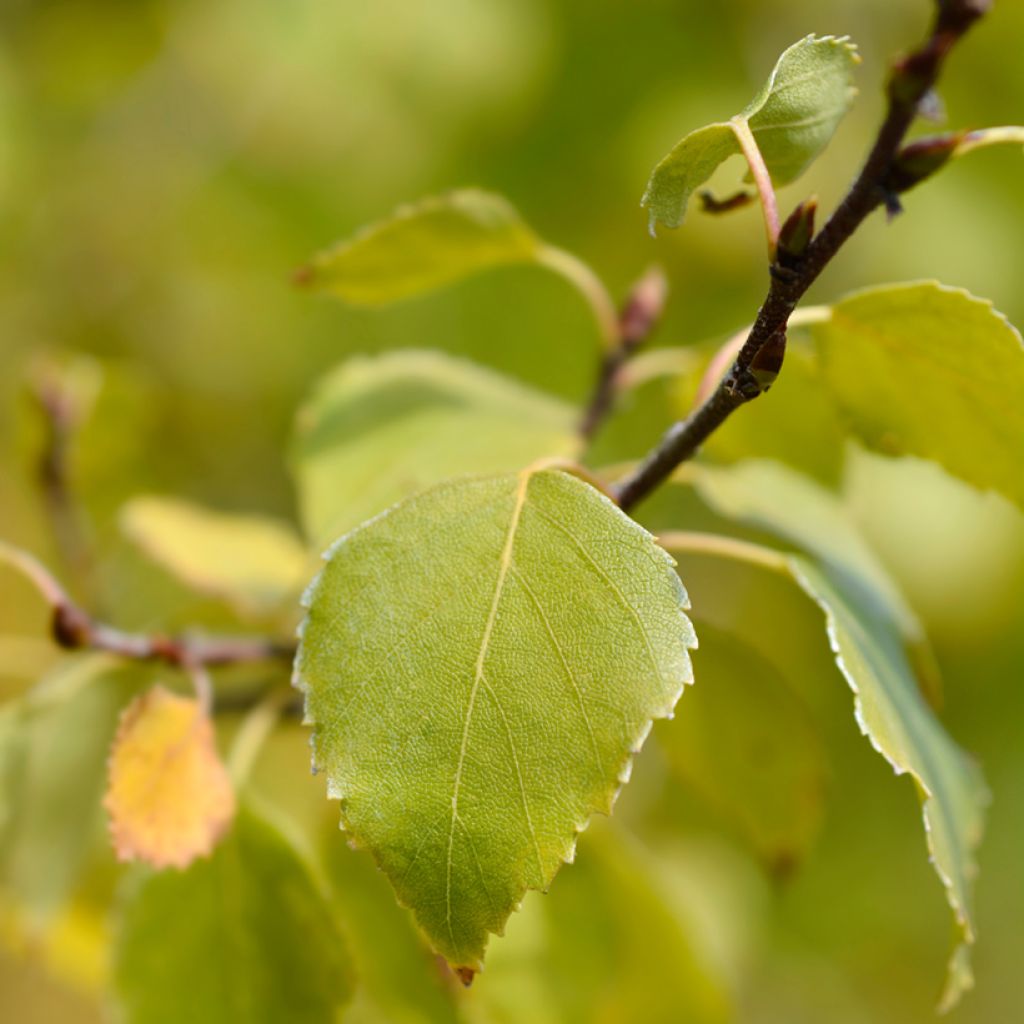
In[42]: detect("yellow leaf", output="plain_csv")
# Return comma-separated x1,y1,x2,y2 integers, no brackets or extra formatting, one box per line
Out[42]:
105,687,235,870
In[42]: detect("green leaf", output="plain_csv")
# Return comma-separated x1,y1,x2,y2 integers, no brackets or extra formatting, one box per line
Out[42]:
643,35,859,231
295,468,695,971
659,621,826,873
296,189,617,345
662,466,987,1010
477,821,730,1024
809,281,1024,507
120,497,309,615
113,804,354,1024
291,350,579,546
323,838,463,1024
0,655,135,928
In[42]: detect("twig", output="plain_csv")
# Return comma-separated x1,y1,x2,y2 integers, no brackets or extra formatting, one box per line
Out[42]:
613,0,990,512
579,265,669,442
0,540,294,670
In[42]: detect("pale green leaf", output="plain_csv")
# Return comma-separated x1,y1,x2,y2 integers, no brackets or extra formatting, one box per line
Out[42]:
477,820,730,1024
297,190,540,305
662,484,987,1010
120,497,308,614
810,281,1024,507
0,655,136,928
660,621,826,873
113,804,354,1024
291,350,579,546
295,468,695,971
643,35,859,230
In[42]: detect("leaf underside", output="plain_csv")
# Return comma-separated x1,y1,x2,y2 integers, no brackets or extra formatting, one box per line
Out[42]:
295,468,695,970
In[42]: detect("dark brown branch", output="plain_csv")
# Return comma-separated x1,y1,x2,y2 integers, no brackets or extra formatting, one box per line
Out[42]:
579,266,668,442
0,541,294,671
614,0,990,512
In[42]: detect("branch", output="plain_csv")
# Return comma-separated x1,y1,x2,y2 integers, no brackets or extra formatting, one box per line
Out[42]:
579,265,669,442
0,540,294,671
613,0,990,513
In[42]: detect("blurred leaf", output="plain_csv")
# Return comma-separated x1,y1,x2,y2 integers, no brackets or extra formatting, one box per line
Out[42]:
295,468,695,972
291,350,579,546
811,282,1024,507
477,821,731,1024
660,621,826,873
297,190,540,305
120,497,308,615
643,35,859,230
105,686,236,870
296,189,617,344
661,523,987,1011
323,837,463,1024
0,655,135,928
113,804,354,1024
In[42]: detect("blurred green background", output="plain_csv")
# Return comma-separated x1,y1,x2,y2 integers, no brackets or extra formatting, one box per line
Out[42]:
1,1,1022,1022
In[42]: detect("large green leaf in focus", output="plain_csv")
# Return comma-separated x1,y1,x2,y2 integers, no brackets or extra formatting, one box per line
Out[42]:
476,821,730,1024
295,468,695,972
643,35,859,230
0,655,135,928
120,496,308,615
113,805,354,1024
661,496,987,1010
291,350,579,546
810,282,1024,508
660,621,826,873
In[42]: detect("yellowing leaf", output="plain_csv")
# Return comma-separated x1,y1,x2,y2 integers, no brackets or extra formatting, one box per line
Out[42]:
295,468,695,972
643,35,859,230
121,497,308,615
105,687,235,870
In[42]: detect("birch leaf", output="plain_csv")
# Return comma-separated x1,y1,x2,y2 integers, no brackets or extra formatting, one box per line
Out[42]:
643,35,859,230
295,468,695,973
105,686,236,870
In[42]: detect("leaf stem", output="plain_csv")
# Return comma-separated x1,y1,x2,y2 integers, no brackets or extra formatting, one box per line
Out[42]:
536,244,621,351
613,0,990,513
730,117,780,254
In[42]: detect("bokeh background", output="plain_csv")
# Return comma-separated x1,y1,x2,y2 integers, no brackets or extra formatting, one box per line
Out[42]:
1,1,1022,1022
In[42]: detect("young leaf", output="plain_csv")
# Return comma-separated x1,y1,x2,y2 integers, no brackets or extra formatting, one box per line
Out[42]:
296,189,618,345
291,350,579,545
105,686,236,870
662,490,987,1010
0,655,136,928
295,468,695,972
120,497,308,615
809,282,1024,508
643,35,859,231
659,622,826,874
113,805,354,1024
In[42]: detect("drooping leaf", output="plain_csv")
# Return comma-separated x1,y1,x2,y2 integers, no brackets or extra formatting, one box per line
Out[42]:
291,350,579,545
643,35,859,230
105,686,236,870
0,655,136,928
661,506,987,1010
809,281,1024,508
295,468,695,972
477,820,730,1024
295,189,616,344
659,621,826,873
323,836,464,1024
120,497,308,614
113,804,354,1024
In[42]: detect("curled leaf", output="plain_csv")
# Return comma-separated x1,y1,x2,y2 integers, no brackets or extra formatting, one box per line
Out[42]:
105,686,236,870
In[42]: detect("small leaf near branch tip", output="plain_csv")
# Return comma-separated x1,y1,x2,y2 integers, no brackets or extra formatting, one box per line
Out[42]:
105,686,236,870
